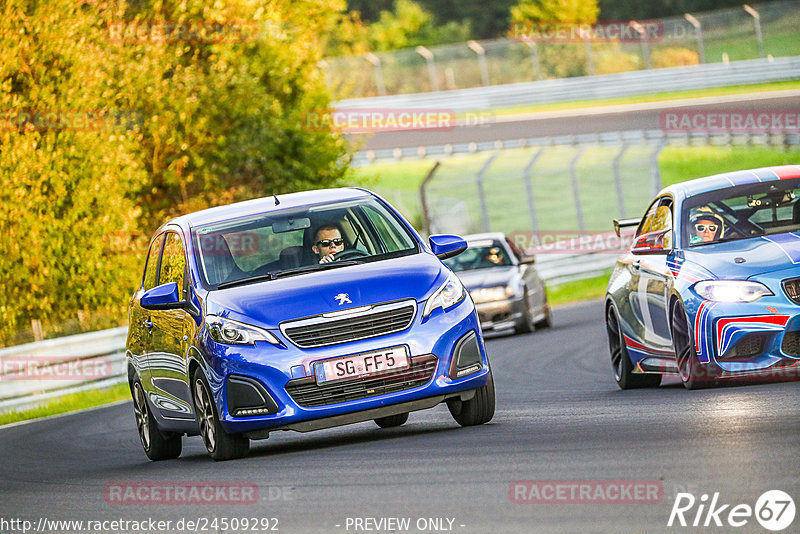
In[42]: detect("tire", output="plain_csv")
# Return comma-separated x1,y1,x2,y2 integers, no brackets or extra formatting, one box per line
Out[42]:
606,304,661,389
447,370,495,426
131,379,182,461
192,368,250,461
374,412,409,428
515,292,534,334
535,297,552,329
671,301,716,390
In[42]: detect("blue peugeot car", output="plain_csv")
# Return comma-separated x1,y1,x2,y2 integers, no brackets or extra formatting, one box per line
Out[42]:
606,165,800,390
126,188,494,460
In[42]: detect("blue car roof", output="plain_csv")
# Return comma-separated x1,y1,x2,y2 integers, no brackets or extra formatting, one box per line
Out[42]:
167,188,374,229
662,165,800,199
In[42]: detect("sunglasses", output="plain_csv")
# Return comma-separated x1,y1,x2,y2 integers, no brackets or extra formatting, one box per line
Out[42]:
315,238,344,248
694,224,718,232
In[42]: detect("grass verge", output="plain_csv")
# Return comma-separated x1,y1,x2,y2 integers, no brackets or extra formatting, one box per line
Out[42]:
546,269,613,307
0,382,130,427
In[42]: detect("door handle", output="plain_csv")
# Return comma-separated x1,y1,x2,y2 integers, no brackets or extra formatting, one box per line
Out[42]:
143,318,153,334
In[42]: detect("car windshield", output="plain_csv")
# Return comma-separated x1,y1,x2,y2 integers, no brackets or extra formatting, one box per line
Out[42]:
193,197,418,287
444,240,513,272
683,177,800,247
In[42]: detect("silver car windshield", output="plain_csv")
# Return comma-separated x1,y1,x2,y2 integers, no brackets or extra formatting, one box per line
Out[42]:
193,198,418,287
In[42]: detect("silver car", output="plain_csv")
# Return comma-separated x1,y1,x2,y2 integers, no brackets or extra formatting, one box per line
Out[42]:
444,233,551,334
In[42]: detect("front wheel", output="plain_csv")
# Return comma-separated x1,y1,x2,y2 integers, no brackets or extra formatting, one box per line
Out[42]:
447,370,495,426
131,379,182,461
671,302,716,390
606,305,661,389
193,368,250,461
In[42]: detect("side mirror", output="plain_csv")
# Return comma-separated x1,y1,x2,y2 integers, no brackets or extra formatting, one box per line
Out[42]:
631,229,672,255
429,234,467,260
519,254,536,265
141,282,183,311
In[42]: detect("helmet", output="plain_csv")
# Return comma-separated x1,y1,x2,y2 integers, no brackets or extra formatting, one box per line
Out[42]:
689,206,724,242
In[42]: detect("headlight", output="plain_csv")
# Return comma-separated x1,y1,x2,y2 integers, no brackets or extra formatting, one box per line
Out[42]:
423,273,466,317
470,285,514,304
206,315,280,345
693,280,773,303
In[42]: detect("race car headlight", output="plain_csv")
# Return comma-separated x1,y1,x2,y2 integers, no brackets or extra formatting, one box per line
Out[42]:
693,280,773,303
470,285,514,304
206,315,280,345
423,273,466,317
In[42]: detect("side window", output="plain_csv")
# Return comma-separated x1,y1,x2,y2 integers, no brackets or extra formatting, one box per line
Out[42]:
142,234,165,291
160,232,186,292
362,206,416,253
636,197,673,249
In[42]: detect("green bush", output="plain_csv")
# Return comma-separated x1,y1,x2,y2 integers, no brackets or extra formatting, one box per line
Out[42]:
0,0,350,346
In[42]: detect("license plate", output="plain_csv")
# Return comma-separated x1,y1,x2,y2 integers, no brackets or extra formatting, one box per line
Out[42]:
313,346,409,384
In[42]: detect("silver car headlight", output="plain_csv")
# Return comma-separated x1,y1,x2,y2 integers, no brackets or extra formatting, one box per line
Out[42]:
693,280,773,303
470,285,514,304
423,272,466,317
206,315,280,345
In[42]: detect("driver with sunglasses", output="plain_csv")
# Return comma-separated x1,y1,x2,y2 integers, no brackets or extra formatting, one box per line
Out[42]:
312,224,346,263
689,206,724,244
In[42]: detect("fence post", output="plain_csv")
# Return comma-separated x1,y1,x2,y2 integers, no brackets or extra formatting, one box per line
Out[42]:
743,5,766,59
31,319,43,342
418,161,441,237
416,46,440,92
468,41,490,87
612,144,629,218
522,148,545,232
650,143,666,196
525,41,543,81
569,148,587,232
684,14,706,64
364,53,387,97
476,153,498,232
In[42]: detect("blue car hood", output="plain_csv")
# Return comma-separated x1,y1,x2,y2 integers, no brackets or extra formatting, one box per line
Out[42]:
205,253,446,329
683,233,800,279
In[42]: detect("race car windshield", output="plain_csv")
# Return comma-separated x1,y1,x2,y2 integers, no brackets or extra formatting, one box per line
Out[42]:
444,240,513,271
193,197,418,287
682,178,800,247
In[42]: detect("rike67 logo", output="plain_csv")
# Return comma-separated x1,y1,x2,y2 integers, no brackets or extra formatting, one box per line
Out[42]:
668,490,795,531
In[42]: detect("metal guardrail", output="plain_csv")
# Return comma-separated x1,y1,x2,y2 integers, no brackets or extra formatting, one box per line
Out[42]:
0,327,128,413
336,56,800,114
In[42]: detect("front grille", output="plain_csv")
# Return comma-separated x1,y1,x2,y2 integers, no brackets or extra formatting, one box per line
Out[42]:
285,354,437,407
281,300,416,348
782,278,800,305
782,331,800,356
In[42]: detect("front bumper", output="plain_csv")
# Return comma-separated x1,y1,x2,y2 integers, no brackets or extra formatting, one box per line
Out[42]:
474,298,525,332
692,299,800,379
202,298,490,435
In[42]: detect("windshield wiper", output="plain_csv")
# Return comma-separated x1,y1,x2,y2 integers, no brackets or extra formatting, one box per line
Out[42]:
216,260,363,289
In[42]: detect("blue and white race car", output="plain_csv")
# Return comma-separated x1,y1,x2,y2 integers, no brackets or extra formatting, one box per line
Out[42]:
606,165,800,389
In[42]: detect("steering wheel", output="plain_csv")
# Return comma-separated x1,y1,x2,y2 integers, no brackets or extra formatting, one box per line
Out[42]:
334,249,370,261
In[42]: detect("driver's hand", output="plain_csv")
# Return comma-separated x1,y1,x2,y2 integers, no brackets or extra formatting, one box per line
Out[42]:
319,253,336,264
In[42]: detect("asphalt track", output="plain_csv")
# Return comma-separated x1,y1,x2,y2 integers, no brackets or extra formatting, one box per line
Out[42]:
1,299,798,533
356,91,800,150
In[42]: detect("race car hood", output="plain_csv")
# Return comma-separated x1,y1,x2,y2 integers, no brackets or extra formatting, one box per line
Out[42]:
204,253,445,329
682,233,800,279
455,266,518,290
